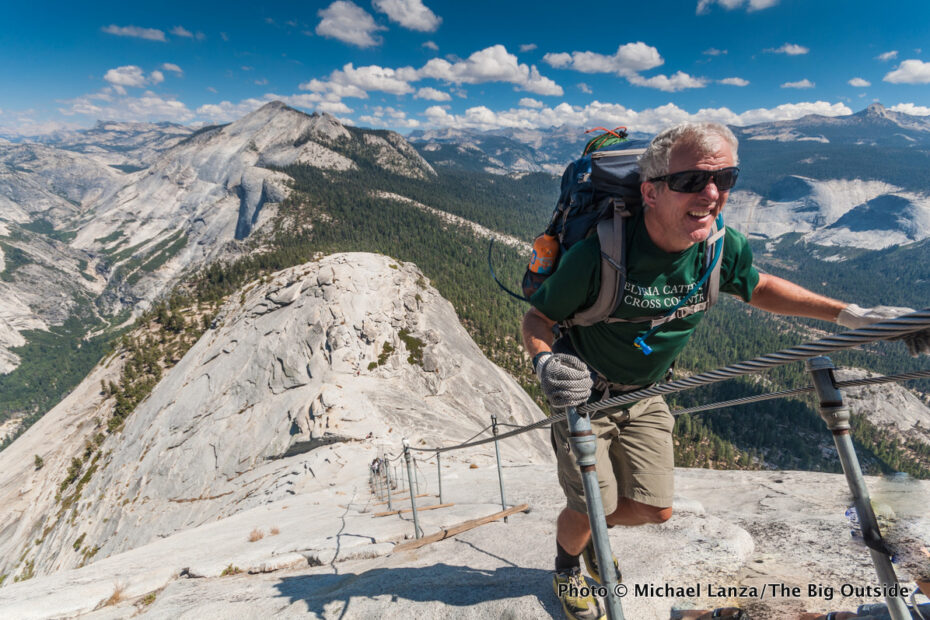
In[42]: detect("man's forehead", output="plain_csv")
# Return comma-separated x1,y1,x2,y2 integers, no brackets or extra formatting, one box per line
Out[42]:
669,137,733,165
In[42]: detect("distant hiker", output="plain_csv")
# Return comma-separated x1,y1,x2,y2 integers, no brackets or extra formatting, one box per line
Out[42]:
370,458,382,477
521,121,930,620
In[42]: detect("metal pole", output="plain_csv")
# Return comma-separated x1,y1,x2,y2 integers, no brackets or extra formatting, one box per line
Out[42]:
807,357,910,620
385,459,393,511
567,407,625,620
402,438,423,539
414,456,420,495
492,415,509,521
437,452,443,504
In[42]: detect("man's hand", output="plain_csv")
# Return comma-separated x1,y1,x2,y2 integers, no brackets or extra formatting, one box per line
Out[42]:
836,304,930,357
535,352,593,408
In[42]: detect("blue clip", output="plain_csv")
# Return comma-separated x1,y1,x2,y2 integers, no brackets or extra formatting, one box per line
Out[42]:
633,336,653,356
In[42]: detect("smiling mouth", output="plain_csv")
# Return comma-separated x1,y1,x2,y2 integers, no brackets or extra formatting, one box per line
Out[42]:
687,210,712,218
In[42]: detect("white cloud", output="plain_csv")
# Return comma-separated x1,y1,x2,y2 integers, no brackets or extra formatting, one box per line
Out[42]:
317,101,354,115
171,26,193,38
300,45,563,100
359,106,420,128
303,63,416,97
765,43,809,55
703,48,727,56
300,77,368,99
220,32,229,42
420,45,562,95
62,91,195,123
316,1,385,48
884,59,930,84
541,42,702,92
719,77,749,86
0,118,85,138
890,103,930,116
848,77,870,87
150,70,165,85
519,97,543,108
520,43,538,53
421,100,851,133
101,24,166,42
161,63,183,75
629,71,708,92
423,40,439,51
372,0,441,32
578,83,592,94
275,94,328,109
876,50,898,62
543,42,663,77
255,78,269,86
196,99,267,122
415,87,451,101
782,79,815,89
697,0,778,13
104,65,147,88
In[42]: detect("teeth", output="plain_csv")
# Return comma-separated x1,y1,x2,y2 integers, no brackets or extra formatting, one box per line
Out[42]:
688,211,710,217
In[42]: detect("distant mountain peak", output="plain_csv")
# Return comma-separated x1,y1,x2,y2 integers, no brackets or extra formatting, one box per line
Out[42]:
863,102,889,119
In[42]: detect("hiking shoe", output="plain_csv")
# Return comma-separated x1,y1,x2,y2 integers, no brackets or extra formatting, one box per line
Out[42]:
552,567,605,620
581,539,621,585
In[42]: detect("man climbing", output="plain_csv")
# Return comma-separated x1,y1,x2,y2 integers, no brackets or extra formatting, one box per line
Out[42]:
521,121,930,620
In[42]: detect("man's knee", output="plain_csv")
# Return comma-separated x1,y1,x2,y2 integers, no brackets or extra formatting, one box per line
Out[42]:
558,507,590,529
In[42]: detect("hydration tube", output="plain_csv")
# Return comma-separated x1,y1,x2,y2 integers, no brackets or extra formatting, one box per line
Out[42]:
633,214,725,355
487,239,531,303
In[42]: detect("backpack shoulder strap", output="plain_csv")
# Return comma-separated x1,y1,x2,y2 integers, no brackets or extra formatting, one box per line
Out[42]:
561,200,629,328
704,223,725,310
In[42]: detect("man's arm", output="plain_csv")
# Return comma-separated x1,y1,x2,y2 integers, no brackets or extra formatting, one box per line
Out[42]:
521,307,594,408
522,307,558,358
748,272,930,357
748,273,847,321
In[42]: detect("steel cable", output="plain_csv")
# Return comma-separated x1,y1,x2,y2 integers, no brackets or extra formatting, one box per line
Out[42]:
409,309,930,454
670,369,930,416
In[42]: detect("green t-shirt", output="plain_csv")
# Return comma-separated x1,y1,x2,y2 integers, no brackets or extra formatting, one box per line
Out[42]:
530,211,759,386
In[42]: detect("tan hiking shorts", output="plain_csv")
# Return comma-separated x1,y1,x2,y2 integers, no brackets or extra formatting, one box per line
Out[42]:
550,395,675,515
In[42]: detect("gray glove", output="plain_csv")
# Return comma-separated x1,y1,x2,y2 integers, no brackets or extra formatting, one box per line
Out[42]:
535,352,593,408
837,304,930,357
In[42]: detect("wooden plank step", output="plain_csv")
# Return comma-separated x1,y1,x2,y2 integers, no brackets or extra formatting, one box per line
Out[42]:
392,504,530,552
373,502,455,518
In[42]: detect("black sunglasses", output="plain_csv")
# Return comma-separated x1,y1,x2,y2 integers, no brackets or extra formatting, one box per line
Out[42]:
648,166,740,193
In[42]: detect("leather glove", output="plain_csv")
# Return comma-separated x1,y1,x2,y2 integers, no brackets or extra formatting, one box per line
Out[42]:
836,304,930,357
534,352,593,408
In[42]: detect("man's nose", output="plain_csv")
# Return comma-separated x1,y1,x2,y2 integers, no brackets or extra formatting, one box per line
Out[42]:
699,178,720,201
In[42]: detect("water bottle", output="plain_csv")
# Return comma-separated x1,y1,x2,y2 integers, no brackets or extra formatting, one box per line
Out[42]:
528,234,559,275
522,234,560,298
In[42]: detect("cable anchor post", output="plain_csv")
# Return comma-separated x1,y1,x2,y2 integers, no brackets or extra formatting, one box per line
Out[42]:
436,452,443,504
402,438,423,539
491,415,509,521
567,406,625,620
807,356,909,620
385,457,393,511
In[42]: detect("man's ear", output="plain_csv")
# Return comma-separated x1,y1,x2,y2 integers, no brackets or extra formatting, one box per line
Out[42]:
641,181,658,208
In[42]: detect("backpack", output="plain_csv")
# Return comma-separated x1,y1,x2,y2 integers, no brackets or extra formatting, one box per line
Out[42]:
520,129,725,337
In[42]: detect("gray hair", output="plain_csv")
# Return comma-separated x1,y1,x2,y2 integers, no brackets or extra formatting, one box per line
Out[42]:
638,122,739,180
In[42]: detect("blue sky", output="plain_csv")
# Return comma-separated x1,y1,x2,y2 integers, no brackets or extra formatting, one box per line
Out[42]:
3,0,930,136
